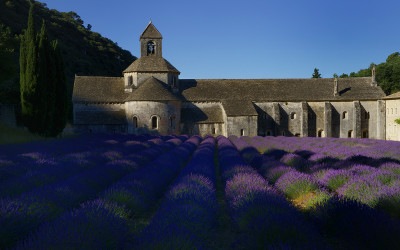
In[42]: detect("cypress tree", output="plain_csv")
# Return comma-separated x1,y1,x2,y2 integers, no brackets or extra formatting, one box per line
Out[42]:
20,3,40,133
50,40,68,136
38,20,56,136
20,3,68,136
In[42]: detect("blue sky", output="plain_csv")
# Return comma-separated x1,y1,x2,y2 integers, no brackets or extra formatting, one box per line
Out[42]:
44,0,400,79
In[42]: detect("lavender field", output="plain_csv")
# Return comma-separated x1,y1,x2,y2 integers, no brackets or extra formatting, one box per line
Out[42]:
1,134,400,249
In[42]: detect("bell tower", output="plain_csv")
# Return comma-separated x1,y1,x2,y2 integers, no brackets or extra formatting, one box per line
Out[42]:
140,21,163,57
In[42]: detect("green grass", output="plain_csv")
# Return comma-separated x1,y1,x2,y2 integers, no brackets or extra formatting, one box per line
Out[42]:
0,122,46,144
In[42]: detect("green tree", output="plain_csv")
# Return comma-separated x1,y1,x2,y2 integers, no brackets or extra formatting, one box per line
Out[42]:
20,4,67,136
20,3,41,133
339,73,349,78
312,68,321,78
0,24,16,83
333,73,338,78
50,39,68,136
37,19,55,135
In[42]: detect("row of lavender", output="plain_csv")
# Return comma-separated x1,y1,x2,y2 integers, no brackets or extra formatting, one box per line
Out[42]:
0,134,192,248
230,135,400,248
243,135,400,161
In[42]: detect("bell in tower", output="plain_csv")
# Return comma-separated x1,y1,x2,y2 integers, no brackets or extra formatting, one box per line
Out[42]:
140,21,163,57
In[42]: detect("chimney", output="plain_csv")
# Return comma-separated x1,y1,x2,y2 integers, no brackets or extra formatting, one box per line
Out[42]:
371,65,377,87
334,78,339,96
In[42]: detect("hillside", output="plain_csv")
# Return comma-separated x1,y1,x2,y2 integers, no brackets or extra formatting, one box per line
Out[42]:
333,52,400,96
0,0,136,113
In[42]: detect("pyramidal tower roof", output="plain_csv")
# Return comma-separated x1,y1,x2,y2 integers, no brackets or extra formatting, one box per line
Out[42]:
140,21,163,39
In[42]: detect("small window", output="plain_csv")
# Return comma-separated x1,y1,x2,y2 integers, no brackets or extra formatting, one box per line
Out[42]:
295,133,300,137
172,77,177,88
240,129,245,136
151,116,158,130
212,127,216,134
132,116,138,128
342,111,348,119
128,76,133,85
364,112,370,120
266,130,271,136
290,112,296,119
348,130,353,138
362,130,369,138
318,129,324,137
169,116,175,128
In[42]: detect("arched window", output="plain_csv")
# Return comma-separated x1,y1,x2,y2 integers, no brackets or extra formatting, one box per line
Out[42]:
172,77,176,88
240,129,245,136
342,111,348,119
128,75,133,86
151,116,158,130
132,116,138,128
147,41,155,55
169,116,175,128
348,130,353,138
212,127,216,134
318,129,324,137
290,112,296,119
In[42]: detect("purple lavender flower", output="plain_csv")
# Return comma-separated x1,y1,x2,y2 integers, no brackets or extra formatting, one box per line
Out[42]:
318,169,355,191
275,171,320,199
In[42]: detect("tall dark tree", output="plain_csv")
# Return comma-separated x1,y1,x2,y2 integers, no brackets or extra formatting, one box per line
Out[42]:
20,3,67,136
20,3,41,133
312,68,321,78
50,39,68,136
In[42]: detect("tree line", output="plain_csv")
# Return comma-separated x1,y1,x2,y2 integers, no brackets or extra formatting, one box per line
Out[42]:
312,52,400,95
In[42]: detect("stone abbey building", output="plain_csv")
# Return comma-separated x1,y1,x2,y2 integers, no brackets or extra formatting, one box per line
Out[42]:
73,22,400,140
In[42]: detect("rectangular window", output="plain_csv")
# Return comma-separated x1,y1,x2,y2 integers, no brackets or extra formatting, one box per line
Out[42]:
240,129,244,136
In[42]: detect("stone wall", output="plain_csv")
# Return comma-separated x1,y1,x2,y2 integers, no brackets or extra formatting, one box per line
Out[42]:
386,99,400,141
308,102,325,137
330,101,356,138
226,116,257,137
125,100,181,135
360,100,382,139
0,104,16,126
181,122,224,137
74,124,126,134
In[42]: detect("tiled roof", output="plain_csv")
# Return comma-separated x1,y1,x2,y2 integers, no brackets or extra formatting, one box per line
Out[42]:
123,56,180,73
125,77,182,102
384,91,400,100
222,100,258,116
180,77,386,102
140,22,163,39
72,76,128,103
181,105,224,123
